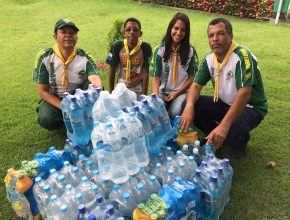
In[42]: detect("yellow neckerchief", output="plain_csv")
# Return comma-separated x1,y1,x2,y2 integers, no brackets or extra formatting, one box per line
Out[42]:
124,38,142,84
213,40,238,102
53,44,77,91
171,44,180,86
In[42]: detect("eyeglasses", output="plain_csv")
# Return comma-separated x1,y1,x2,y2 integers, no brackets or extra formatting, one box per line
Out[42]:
124,28,140,33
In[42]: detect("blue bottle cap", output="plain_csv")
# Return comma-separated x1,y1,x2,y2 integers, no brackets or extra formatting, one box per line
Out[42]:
71,97,77,102
65,184,72,190
129,112,135,116
58,175,65,182
88,214,96,220
167,146,172,151
188,156,194,161
96,194,103,203
93,121,100,127
60,204,67,212
211,174,218,182
113,184,120,190
50,195,57,202
81,176,88,182
92,185,98,192
50,169,56,174
35,176,41,183
43,185,50,192
87,160,93,167
139,167,145,173
168,169,174,175
178,162,185,168
123,192,129,200
75,193,82,200
73,144,80,150
149,175,156,182
78,154,85,159
93,169,99,175
72,167,79,173
78,204,85,213
137,183,144,190
63,161,69,166
175,176,182,181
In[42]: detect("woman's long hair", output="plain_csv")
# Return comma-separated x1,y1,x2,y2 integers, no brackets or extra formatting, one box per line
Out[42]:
162,13,191,66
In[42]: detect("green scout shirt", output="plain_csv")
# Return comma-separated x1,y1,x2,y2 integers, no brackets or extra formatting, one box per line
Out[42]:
32,48,98,98
194,45,268,118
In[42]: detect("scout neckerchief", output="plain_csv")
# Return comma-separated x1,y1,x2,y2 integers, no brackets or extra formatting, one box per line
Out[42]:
171,44,180,86
213,40,238,102
124,38,142,84
53,44,77,91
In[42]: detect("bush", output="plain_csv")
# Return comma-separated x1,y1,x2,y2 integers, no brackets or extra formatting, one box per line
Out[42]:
107,18,124,51
136,0,275,19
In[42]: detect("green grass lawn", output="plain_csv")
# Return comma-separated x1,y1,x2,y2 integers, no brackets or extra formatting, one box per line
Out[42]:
0,0,289,219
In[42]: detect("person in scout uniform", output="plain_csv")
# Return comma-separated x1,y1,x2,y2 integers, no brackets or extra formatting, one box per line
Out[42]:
32,19,102,130
151,13,199,119
179,18,268,157
106,17,152,99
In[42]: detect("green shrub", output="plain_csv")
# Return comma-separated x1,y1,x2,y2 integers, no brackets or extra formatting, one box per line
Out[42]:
107,18,124,51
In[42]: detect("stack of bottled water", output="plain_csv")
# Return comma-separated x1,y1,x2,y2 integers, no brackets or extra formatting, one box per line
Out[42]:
61,84,101,145
190,154,233,220
90,112,150,184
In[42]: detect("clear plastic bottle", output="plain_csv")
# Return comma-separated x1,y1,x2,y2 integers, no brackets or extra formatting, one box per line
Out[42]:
104,204,120,220
104,123,128,184
151,162,166,184
54,174,68,196
134,167,150,183
61,184,78,209
61,92,74,136
76,204,88,220
120,176,138,195
132,183,148,204
76,154,89,171
164,157,179,174
70,167,85,187
146,175,161,195
128,112,149,167
116,117,139,175
118,193,137,217
163,169,176,185
109,184,123,209
89,194,107,219
36,185,54,219
70,96,90,145
85,160,99,178
77,176,95,202
90,169,102,187
93,143,113,180
91,121,104,148
100,179,114,199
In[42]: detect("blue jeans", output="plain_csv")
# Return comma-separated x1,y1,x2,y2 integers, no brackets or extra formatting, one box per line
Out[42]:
193,96,263,150
159,93,187,120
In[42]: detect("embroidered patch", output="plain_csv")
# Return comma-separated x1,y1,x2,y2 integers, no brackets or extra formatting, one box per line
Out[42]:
226,71,234,80
244,72,252,80
78,70,85,78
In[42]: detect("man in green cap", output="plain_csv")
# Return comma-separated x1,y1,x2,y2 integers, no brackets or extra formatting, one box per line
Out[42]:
32,19,102,130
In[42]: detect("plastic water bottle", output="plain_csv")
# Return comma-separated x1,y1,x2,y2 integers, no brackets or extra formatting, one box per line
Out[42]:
133,105,157,155
82,91,94,133
175,150,189,166
116,117,139,175
132,183,148,204
54,174,68,196
33,176,45,199
47,169,59,189
86,84,100,103
134,167,150,183
100,179,114,199
151,162,166,184
71,144,83,165
46,195,64,218
93,143,113,180
76,154,89,171
91,121,104,148
85,160,98,178
128,112,149,167
70,167,85,187
61,184,78,209
90,169,102,187
163,169,176,185
60,161,74,182
74,193,88,208
76,204,88,220
120,176,138,195
141,99,163,145
164,157,179,174
105,204,119,219
119,193,137,217
149,93,173,141
187,156,197,176
109,184,123,208
146,175,161,195
36,185,54,219
89,194,107,218
177,162,190,181
61,92,74,136
70,97,90,145
163,146,175,159
104,123,128,184
77,176,95,202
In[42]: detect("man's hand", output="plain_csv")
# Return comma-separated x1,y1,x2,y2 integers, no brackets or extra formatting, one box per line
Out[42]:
206,124,229,149
165,91,178,102
88,75,103,88
179,105,194,132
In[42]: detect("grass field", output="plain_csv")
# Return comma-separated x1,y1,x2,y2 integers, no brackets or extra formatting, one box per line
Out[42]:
0,0,290,219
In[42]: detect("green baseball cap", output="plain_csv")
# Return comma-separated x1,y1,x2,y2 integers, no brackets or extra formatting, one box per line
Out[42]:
54,19,79,33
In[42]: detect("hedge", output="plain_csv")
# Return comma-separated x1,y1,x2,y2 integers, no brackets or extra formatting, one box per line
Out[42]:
135,0,275,19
